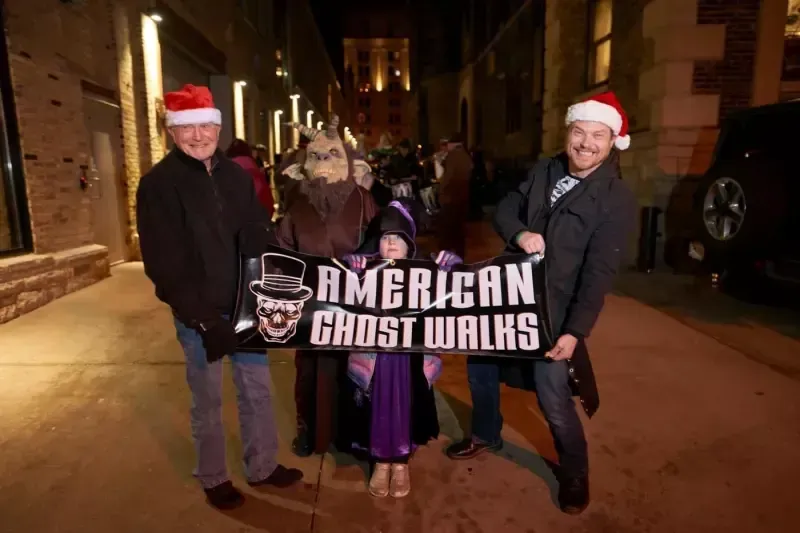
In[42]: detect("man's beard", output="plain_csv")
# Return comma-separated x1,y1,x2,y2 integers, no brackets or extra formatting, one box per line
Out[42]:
300,177,356,220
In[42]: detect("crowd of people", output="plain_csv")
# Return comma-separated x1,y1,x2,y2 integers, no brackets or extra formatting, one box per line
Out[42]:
136,83,636,517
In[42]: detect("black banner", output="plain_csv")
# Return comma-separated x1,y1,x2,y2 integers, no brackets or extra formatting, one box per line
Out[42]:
232,245,553,358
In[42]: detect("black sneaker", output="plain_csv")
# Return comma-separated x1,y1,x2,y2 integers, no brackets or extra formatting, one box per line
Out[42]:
558,476,590,515
204,481,245,510
445,438,503,460
249,464,304,489
292,430,314,458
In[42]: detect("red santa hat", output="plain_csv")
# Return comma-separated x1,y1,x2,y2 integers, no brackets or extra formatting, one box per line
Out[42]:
164,84,222,128
565,91,630,150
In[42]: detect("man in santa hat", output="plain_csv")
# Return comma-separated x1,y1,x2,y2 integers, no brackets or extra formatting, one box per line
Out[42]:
136,84,302,510
445,91,637,515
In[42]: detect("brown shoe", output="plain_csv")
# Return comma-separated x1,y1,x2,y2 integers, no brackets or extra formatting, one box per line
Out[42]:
248,465,304,489
445,438,503,460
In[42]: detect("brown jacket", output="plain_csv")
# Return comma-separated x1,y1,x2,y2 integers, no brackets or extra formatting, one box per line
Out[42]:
276,185,378,257
437,145,473,210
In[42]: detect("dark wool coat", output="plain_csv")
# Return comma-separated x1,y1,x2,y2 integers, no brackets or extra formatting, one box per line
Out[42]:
492,153,636,417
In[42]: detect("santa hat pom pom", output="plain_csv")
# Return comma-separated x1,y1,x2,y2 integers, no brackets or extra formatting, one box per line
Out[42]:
615,134,630,151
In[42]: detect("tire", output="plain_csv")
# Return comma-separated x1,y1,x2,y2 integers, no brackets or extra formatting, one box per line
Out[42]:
692,160,788,269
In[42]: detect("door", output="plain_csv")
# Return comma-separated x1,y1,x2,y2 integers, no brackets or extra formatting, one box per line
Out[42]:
82,95,127,265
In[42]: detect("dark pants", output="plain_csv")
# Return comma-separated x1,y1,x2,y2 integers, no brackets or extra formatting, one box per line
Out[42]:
437,206,467,258
294,350,342,453
466,356,588,478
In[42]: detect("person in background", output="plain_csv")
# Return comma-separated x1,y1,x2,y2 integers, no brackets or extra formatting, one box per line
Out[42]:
432,138,448,181
136,84,302,511
436,132,473,258
253,143,268,169
227,139,274,219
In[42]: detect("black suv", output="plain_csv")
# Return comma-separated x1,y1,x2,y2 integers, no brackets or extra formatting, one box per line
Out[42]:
689,101,800,292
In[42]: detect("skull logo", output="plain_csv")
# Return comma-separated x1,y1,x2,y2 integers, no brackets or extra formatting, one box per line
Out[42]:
255,298,304,343
249,253,314,343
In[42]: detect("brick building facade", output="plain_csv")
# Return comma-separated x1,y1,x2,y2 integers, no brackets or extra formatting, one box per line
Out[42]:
442,0,792,267
0,0,342,324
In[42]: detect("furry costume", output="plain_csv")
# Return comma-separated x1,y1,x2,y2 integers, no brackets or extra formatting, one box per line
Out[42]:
276,115,379,455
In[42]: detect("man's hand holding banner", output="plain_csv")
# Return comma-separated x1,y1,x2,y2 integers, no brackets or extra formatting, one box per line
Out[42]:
232,245,553,358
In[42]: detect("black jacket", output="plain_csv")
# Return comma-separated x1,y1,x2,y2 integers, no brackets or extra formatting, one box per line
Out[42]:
493,153,636,416
136,148,271,325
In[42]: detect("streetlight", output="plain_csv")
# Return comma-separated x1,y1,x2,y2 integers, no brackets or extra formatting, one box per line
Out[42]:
274,110,283,155
146,9,163,22
290,94,301,146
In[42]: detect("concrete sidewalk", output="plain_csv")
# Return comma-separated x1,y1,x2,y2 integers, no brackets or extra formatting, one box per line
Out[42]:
0,262,799,533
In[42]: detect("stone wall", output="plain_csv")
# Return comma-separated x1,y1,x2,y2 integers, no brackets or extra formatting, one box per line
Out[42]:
419,72,460,146
0,245,109,324
541,0,591,155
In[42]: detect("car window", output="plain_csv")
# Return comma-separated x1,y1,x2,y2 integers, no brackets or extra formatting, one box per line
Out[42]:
714,109,798,163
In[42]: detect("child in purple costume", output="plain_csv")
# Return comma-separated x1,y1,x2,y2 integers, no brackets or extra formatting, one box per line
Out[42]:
340,199,461,498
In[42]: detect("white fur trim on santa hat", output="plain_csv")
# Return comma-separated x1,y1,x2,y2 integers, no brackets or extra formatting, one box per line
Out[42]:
615,135,630,150
165,107,222,127
565,100,622,135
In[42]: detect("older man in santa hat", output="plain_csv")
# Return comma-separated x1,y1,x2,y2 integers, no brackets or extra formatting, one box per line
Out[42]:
136,84,302,510
445,91,637,515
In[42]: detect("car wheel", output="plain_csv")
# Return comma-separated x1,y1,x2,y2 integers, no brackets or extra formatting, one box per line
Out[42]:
692,163,788,268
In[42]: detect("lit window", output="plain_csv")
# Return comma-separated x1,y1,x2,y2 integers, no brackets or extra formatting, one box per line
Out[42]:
587,0,612,87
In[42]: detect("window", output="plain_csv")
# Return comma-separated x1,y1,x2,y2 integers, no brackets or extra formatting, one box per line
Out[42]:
388,81,402,92
0,37,30,255
358,50,370,63
389,113,402,125
358,65,371,79
587,0,612,87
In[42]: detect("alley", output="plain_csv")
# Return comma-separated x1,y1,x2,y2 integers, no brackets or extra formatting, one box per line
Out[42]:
1,231,800,532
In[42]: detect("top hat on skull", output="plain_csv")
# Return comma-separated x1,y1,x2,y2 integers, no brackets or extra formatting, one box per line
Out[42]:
249,253,313,343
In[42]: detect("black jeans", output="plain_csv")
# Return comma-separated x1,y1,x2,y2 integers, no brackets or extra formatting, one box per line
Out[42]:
466,356,588,478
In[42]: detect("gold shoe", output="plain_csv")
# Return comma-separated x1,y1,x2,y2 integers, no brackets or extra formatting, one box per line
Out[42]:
368,463,391,498
389,463,410,498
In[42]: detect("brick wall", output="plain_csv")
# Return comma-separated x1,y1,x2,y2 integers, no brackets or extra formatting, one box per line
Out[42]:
4,0,120,254
1,0,342,323
693,0,760,122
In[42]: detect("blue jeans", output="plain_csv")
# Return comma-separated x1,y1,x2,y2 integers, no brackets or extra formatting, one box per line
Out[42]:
466,356,588,478
174,318,278,489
